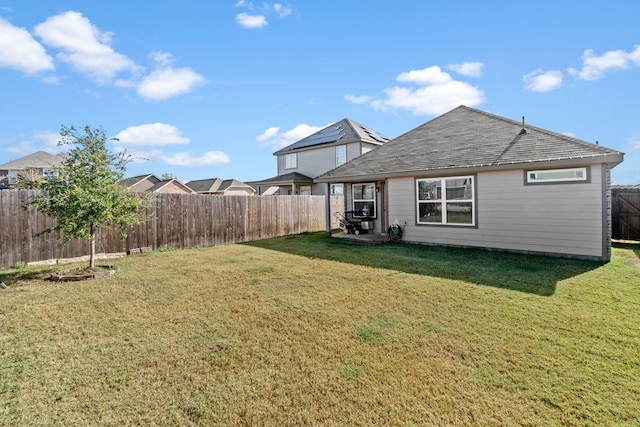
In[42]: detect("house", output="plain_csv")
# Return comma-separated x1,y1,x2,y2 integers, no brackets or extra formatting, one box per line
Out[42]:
0,151,67,189
185,178,256,196
315,105,624,261
119,174,193,194
250,118,389,195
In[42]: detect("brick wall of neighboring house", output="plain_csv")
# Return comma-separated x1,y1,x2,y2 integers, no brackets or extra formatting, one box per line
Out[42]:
159,181,192,194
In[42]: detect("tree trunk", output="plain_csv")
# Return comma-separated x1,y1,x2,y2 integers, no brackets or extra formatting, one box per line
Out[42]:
89,223,96,268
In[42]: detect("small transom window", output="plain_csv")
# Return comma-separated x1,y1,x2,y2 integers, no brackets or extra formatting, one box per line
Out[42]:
527,167,588,184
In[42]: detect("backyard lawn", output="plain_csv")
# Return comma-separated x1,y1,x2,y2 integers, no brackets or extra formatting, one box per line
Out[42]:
1,233,638,426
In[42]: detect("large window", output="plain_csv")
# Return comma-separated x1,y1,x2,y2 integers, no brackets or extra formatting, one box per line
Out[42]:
417,176,475,226
352,183,375,217
284,153,297,169
526,167,588,184
336,145,347,167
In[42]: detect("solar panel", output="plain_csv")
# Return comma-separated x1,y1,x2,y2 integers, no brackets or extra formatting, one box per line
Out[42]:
287,125,345,150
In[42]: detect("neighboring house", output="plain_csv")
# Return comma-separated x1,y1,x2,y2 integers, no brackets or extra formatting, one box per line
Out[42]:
0,151,67,189
120,174,193,194
250,118,389,195
185,178,256,196
316,105,624,261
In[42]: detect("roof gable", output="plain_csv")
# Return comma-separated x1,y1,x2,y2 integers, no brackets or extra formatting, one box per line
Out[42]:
185,178,223,192
0,151,67,170
273,118,389,155
147,179,194,193
218,179,254,191
185,178,255,193
316,106,624,181
119,174,161,188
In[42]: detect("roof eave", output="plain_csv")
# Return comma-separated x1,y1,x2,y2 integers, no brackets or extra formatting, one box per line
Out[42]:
314,153,625,182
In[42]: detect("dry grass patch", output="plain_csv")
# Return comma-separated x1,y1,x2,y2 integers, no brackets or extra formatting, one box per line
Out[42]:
0,234,639,426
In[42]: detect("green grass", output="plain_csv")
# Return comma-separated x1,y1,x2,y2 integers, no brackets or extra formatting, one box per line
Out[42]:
0,233,639,426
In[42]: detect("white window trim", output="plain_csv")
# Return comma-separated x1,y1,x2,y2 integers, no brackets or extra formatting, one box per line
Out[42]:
416,176,475,226
526,167,589,184
330,183,344,196
336,145,347,167
8,170,18,185
352,182,376,218
284,153,297,170
42,168,59,178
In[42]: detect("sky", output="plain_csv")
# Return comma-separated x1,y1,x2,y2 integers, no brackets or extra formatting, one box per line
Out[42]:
0,1,639,185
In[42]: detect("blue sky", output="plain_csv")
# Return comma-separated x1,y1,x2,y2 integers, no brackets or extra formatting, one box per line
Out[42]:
1,1,639,184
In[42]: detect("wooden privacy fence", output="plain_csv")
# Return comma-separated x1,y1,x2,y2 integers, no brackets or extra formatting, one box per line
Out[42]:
612,186,640,241
0,190,345,269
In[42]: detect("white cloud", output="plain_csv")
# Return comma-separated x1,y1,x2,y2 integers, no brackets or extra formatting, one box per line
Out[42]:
256,126,281,142
236,12,268,29
149,50,174,67
115,123,190,147
0,18,54,75
568,45,640,80
397,66,452,85
348,65,484,116
447,62,484,77
629,138,640,153
344,94,374,104
110,146,163,163
0,130,65,155
257,123,324,149
523,69,563,92
33,11,140,84
32,130,64,150
111,123,230,167
274,4,293,17
137,67,206,101
161,151,231,166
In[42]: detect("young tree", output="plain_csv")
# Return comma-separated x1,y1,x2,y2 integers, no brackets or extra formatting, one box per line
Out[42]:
28,125,146,268
160,172,177,180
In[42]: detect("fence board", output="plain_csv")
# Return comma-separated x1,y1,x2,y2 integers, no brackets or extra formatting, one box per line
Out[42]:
612,187,640,241
0,191,344,268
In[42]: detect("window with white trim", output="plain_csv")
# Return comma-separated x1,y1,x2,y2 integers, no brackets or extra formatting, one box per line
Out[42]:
8,170,18,185
417,176,475,225
284,153,297,169
42,168,59,179
526,167,588,184
330,183,344,196
336,145,346,167
352,183,375,217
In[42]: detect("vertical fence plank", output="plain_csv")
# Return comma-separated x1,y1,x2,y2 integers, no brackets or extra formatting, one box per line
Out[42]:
0,191,345,268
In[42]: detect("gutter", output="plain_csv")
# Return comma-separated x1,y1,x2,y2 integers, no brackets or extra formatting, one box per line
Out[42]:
314,153,625,183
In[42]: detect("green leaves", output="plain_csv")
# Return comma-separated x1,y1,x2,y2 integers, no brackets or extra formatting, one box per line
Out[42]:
27,125,146,266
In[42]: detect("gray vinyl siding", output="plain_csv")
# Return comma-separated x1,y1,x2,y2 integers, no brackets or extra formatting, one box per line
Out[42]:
277,142,367,178
387,167,608,259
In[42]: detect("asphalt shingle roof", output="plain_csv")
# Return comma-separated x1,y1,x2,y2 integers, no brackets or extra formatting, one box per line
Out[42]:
0,151,67,170
274,118,389,155
185,178,222,192
185,178,254,193
316,105,624,182
250,172,314,185
119,174,159,188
